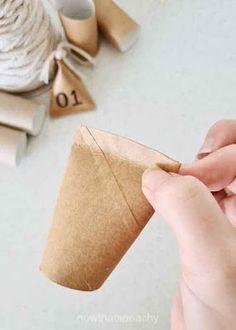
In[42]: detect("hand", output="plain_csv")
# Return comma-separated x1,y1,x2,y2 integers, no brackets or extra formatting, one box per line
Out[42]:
142,120,236,330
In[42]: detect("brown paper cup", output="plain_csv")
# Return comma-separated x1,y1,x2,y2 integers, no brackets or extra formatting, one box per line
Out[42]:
50,60,95,118
40,126,180,291
0,125,27,166
60,0,99,57
93,0,140,52
0,92,46,136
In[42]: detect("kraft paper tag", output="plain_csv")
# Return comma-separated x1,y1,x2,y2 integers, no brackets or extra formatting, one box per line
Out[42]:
40,126,181,291
50,60,95,117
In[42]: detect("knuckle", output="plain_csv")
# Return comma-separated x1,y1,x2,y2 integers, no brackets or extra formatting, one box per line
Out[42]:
212,261,236,290
176,176,203,202
211,119,230,131
157,175,203,204
215,143,236,159
209,119,235,143
226,143,236,153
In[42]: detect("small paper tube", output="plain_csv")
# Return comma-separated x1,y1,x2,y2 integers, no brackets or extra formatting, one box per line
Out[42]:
60,0,99,56
40,127,180,291
0,125,27,166
93,0,140,52
0,92,46,136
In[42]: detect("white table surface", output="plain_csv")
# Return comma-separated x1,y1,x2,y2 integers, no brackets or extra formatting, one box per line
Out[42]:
1,0,236,329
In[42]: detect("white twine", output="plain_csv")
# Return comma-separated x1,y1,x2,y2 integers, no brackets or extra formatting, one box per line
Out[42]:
40,41,96,84
0,0,65,93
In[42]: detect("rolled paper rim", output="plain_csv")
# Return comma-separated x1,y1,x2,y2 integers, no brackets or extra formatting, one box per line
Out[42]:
60,0,95,21
0,91,47,136
15,132,27,166
0,127,28,167
93,0,140,52
59,1,99,57
31,103,47,136
119,24,140,52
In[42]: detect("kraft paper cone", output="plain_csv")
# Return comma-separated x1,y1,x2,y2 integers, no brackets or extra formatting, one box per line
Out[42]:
50,60,95,117
93,0,140,52
60,0,99,57
41,126,180,291
0,125,27,166
0,92,46,136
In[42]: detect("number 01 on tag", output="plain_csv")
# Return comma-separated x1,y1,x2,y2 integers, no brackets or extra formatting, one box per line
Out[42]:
50,60,95,118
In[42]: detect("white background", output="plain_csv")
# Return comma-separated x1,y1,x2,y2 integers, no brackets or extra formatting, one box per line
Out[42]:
0,0,236,329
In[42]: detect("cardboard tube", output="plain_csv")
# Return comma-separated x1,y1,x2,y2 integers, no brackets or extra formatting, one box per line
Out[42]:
93,0,140,52
40,126,180,291
60,0,99,57
0,92,46,136
0,125,27,166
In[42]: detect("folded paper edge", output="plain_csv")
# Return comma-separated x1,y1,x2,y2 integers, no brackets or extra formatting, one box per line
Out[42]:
74,126,181,173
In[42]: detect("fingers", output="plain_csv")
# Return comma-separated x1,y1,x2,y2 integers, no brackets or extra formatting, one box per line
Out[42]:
171,290,186,330
142,167,233,272
180,145,236,191
226,177,236,194
198,119,236,159
219,195,236,227
212,190,227,203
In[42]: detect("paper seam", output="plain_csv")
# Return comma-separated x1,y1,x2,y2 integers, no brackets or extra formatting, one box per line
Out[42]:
86,127,141,231
75,127,180,171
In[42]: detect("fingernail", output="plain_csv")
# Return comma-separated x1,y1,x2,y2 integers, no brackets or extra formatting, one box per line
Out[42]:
196,152,210,160
198,137,217,157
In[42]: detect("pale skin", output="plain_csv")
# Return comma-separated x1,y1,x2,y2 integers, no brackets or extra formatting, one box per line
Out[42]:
142,120,236,330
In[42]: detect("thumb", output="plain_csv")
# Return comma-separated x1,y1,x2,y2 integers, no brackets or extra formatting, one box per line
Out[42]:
142,167,233,272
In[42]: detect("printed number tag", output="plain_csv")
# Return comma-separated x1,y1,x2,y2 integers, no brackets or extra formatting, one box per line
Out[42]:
50,60,95,117
56,90,81,108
